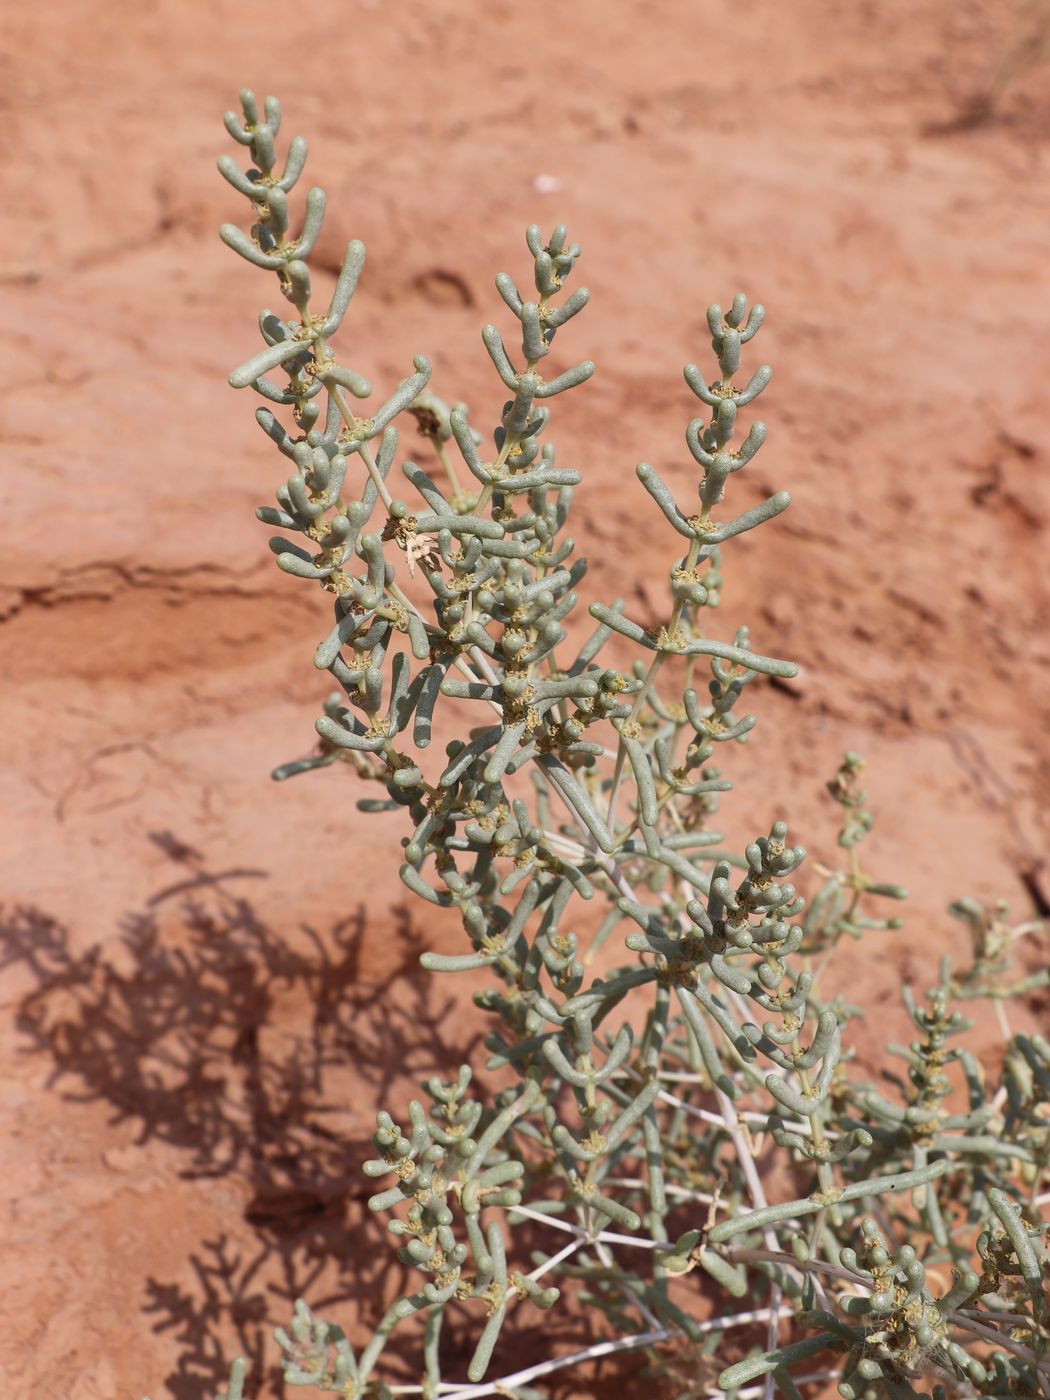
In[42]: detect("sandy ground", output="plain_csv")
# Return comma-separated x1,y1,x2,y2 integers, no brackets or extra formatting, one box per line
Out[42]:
2,0,1048,1396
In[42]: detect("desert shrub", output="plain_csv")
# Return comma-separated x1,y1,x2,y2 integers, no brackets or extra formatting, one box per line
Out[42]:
149,90,1049,1400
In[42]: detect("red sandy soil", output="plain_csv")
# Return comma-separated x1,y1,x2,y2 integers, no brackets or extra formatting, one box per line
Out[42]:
2,1,1049,1396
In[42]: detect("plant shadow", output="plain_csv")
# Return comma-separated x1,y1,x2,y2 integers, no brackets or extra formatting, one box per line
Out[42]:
5,832,666,1399
3,831,484,1399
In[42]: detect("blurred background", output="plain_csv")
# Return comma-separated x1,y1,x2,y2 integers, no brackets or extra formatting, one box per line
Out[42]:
2,1,1048,1395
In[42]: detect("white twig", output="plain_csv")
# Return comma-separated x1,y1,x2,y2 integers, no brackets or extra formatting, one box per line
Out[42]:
594,1230,665,1250
527,1237,581,1282
949,1312,1050,1371
713,1085,787,1400
435,1306,797,1400
465,644,502,686
508,1203,586,1236
389,1370,839,1400
602,1176,717,1206
655,1089,728,1128
435,1328,673,1400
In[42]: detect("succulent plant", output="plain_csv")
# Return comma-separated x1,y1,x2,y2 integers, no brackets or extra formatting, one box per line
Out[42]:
143,90,1049,1400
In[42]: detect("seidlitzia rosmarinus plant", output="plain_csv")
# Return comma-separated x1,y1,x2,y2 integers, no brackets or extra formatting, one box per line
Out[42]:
145,89,1049,1400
